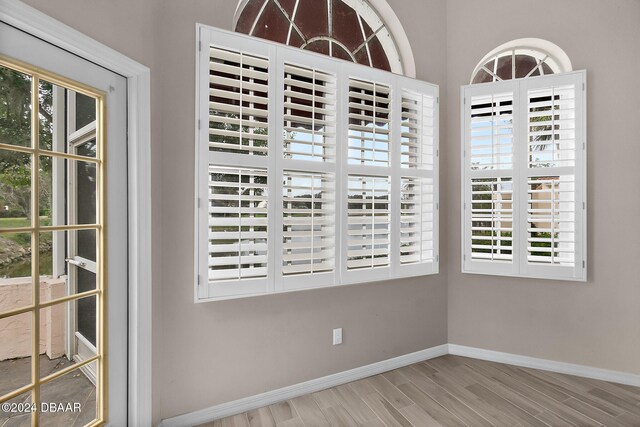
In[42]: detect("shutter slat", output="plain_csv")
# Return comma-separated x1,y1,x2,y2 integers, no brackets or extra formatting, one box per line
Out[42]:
347,176,391,270
208,167,269,282
283,63,336,162
282,171,335,276
208,46,269,156
348,79,391,166
526,175,576,266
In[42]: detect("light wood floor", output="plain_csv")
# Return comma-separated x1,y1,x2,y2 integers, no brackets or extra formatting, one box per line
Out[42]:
199,355,640,427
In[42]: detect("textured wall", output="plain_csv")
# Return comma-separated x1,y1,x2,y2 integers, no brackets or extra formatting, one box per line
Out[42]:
445,0,640,375
154,0,448,419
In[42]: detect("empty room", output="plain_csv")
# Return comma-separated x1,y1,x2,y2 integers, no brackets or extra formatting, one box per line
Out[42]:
0,0,639,426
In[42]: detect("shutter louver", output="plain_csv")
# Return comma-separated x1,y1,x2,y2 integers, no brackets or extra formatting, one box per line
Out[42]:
470,177,513,261
527,176,575,265
400,177,434,264
208,167,268,281
282,171,335,275
347,176,391,269
401,91,435,169
283,64,336,162
528,85,575,168
470,92,513,170
348,79,391,166
209,47,269,155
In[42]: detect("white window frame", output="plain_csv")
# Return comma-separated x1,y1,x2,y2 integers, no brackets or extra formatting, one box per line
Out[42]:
461,71,586,281
195,25,439,302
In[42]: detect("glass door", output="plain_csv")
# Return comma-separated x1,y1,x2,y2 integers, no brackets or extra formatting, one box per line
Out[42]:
0,21,128,426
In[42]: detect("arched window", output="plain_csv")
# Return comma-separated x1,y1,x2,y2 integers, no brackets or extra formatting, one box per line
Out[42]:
470,38,572,84
233,0,415,76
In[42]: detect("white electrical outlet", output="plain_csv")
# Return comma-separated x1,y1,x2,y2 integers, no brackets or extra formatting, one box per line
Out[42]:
332,328,343,345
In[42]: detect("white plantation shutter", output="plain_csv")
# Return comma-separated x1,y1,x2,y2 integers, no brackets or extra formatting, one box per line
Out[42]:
522,76,582,277
400,177,434,264
462,71,585,281
282,172,335,277
469,92,514,171
209,46,269,156
470,177,513,262
401,90,434,169
526,176,575,265
348,79,391,166
207,167,269,295
527,85,575,169
283,64,336,161
197,27,439,301
346,176,391,270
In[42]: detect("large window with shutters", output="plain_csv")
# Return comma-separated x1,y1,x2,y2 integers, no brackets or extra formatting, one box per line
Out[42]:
461,71,586,281
196,26,438,301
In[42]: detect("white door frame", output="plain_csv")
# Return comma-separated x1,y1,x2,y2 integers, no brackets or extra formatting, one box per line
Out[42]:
0,1,152,425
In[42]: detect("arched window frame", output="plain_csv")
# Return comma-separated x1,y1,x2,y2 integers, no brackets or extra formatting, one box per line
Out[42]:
470,38,572,84
233,0,416,77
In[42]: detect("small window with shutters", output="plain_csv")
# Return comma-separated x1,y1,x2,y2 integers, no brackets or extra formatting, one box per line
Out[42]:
196,26,439,301
462,71,586,281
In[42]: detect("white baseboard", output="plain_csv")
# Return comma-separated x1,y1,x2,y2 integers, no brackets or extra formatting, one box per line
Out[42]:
448,344,640,387
159,343,640,426
159,344,448,427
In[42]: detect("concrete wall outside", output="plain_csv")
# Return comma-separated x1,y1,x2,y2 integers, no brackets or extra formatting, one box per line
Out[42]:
0,277,66,360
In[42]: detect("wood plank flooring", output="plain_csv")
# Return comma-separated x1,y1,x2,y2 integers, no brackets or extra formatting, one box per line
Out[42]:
198,355,640,427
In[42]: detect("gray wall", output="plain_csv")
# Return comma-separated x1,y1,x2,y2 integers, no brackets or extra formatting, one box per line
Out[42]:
20,0,448,423
445,0,640,375
17,0,640,424
154,0,448,420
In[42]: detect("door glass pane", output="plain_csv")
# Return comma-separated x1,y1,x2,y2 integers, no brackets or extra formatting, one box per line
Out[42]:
76,155,97,226
0,312,32,394
0,150,31,229
41,156,97,227
76,138,97,159
77,230,96,262
75,93,96,130
0,232,32,284
39,363,97,427
38,300,69,379
38,80,55,151
0,65,31,147
0,389,33,426
76,286,96,347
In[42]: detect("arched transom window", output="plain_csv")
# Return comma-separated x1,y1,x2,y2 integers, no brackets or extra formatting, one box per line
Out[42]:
234,0,405,74
471,38,572,84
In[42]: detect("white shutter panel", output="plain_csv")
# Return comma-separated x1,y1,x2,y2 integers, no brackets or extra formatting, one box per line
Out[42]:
523,78,582,276
208,167,268,282
209,47,269,155
347,176,391,270
527,85,575,168
283,64,336,162
348,79,391,166
469,92,514,170
400,177,434,264
464,85,516,274
401,90,435,170
470,177,513,261
282,171,335,276
527,176,575,265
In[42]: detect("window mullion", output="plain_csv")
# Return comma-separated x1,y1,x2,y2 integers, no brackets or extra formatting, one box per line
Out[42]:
270,45,283,294
390,81,402,276
515,78,528,276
